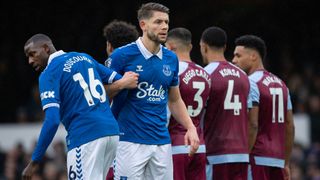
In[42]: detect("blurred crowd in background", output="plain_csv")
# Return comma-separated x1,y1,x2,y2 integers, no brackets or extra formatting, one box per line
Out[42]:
0,0,319,179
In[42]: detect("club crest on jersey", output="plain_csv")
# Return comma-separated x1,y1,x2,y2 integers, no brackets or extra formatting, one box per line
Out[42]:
104,58,111,68
162,65,171,76
136,65,143,72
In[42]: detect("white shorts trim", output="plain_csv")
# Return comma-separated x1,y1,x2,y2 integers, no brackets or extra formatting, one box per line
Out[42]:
114,141,173,180
67,136,119,179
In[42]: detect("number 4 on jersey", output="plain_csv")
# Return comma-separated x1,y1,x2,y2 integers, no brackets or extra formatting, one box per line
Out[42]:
224,80,242,115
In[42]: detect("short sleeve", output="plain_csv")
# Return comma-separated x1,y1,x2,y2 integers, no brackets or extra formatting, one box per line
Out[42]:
287,88,293,110
248,77,260,108
170,56,179,87
109,49,126,75
94,60,122,84
39,70,61,110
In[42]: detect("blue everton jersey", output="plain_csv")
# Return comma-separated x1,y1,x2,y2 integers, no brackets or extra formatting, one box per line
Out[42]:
109,38,179,144
39,50,121,151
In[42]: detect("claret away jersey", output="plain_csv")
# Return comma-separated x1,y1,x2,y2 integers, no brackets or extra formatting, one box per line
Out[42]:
249,70,292,168
204,61,251,165
109,38,179,145
169,61,210,148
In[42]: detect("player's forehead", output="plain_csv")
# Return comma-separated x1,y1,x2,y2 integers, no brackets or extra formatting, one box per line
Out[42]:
24,42,35,53
234,46,250,54
149,11,169,22
24,41,42,54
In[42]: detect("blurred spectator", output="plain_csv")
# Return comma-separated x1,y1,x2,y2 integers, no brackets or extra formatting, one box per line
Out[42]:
51,141,67,176
4,142,26,179
0,146,5,179
291,161,305,180
307,95,320,143
43,161,59,180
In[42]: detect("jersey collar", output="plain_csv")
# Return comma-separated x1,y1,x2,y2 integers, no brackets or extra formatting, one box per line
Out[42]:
47,50,66,66
136,38,163,60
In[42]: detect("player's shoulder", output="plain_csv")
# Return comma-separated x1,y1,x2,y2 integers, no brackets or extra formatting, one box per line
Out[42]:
227,61,247,76
178,61,189,75
204,62,219,75
249,70,264,83
113,42,138,56
266,70,288,87
42,52,69,74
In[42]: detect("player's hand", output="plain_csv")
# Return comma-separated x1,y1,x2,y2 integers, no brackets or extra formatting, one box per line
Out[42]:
184,125,200,156
22,161,39,180
121,71,139,89
284,164,291,180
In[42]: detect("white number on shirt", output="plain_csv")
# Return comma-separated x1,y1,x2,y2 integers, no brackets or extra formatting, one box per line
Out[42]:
224,80,242,115
187,81,205,117
73,68,106,106
269,88,284,123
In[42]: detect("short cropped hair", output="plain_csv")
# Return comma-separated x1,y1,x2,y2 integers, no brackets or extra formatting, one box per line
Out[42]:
137,2,169,21
235,35,267,60
201,26,227,48
167,27,192,46
103,20,139,48
25,33,52,47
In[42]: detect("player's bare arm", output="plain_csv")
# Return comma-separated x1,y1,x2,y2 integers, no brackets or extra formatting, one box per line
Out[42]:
284,109,295,179
248,106,259,151
168,86,200,156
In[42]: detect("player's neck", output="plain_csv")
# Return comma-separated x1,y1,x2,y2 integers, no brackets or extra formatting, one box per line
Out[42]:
249,63,265,75
207,52,226,63
141,36,161,54
176,52,191,62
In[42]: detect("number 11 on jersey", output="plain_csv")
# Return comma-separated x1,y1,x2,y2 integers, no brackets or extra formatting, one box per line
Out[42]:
269,88,284,123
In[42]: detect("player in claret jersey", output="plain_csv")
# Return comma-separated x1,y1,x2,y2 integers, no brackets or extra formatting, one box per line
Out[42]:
165,27,210,180
200,26,254,180
232,35,295,180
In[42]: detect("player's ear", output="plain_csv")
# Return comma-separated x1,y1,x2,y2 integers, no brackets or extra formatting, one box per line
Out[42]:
42,44,50,54
139,20,146,32
189,44,193,51
204,44,208,53
165,41,174,50
251,51,259,62
106,41,113,56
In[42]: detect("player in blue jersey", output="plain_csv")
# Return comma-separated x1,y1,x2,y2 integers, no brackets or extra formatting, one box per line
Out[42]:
102,20,139,180
108,3,200,180
103,19,139,116
21,34,139,180
103,19,139,58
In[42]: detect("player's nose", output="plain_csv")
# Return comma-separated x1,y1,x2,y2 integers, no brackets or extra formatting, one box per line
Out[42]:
232,58,237,64
28,58,35,65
